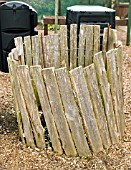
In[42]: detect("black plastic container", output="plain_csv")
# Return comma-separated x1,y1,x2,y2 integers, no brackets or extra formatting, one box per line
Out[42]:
0,1,38,72
66,5,115,49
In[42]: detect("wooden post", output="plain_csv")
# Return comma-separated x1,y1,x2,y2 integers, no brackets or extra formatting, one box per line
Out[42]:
70,24,77,70
55,67,91,157
14,37,25,65
59,25,69,68
70,67,103,153
24,36,32,67
54,0,58,33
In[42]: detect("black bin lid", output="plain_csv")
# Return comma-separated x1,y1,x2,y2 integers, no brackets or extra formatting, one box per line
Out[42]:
67,5,115,13
0,1,36,12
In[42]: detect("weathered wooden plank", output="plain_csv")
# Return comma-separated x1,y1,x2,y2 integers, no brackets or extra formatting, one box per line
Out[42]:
24,36,32,67
32,35,40,65
85,25,94,66
17,65,45,149
55,67,91,157
30,66,63,154
59,25,69,68
50,34,60,68
93,25,100,55
42,68,77,156
78,24,86,67
102,28,117,52
70,67,103,153
7,56,35,148
39,35,44,68
115,46,125,137
94,52,119,144
107,49,124,139
70,24,77,70
84,64,111,149
11,48,19,62
42,35,51,68
14,37,25,65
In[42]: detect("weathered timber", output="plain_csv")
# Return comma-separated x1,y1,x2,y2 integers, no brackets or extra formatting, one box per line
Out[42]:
17,65,45,149
42,68,77,156
59,25,69,68
78,25,86,67
115,46,125,136
42,35,51,68
94,52,119,144
11,48,19,62
39,35,44,68
55,67,91,157
30,66,63,154
32,35,40,65
14,37,25,65
102,28,117,52
24,36,32,67
50,34,60,68
84,64,111,149
85,25,94,66
70,66,103,153
70,24,77,70
93,25,100,55
7,57,35,148
107,49,124,139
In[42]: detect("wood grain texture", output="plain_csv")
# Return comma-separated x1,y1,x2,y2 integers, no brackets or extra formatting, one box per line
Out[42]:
59,25,69,68
42,68,77,156
17,65,45,149
84,64,111,149
94,52,119,144
24,36,32,67
32,35,40,65
70,67,103,153
30,66,63,154
70,24,77,70
55,67,91,157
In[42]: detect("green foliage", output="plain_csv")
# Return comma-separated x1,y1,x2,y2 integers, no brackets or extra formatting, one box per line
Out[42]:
8,0,112,19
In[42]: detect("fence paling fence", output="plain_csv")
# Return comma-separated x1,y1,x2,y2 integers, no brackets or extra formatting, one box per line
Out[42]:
7,24,124,157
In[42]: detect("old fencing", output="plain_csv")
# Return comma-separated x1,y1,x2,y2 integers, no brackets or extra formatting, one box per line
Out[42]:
7,24,124,157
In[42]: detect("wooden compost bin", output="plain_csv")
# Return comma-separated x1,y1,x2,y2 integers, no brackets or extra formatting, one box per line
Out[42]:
7,24,125,157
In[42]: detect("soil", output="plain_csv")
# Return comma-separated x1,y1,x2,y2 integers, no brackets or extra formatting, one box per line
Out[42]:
0,27,131,170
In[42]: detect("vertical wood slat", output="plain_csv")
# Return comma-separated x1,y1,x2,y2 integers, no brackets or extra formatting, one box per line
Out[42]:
42,68,77,156
102,28,117,52
39,35,44,68
115,46,125,136
85,25,94,66
84,64,111,149
30,66,63,154
70,24,77,70
70,67,103,153
11,48,19,62
7,56,35,148
78,24,86,67
55,67,91,157
24,36,32,67
59,25,69,68
14,37,25,65
42,35,51,68
93,25,100,56
106,49,124,139
32,35,40,65
50,34,60,68
17,65,45,149
94,52,119,144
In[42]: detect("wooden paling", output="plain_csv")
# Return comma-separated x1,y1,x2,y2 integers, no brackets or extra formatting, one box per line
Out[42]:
7,24,124,157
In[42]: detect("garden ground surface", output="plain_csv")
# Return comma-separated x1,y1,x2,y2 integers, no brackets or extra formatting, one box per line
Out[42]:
0,27,130,170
